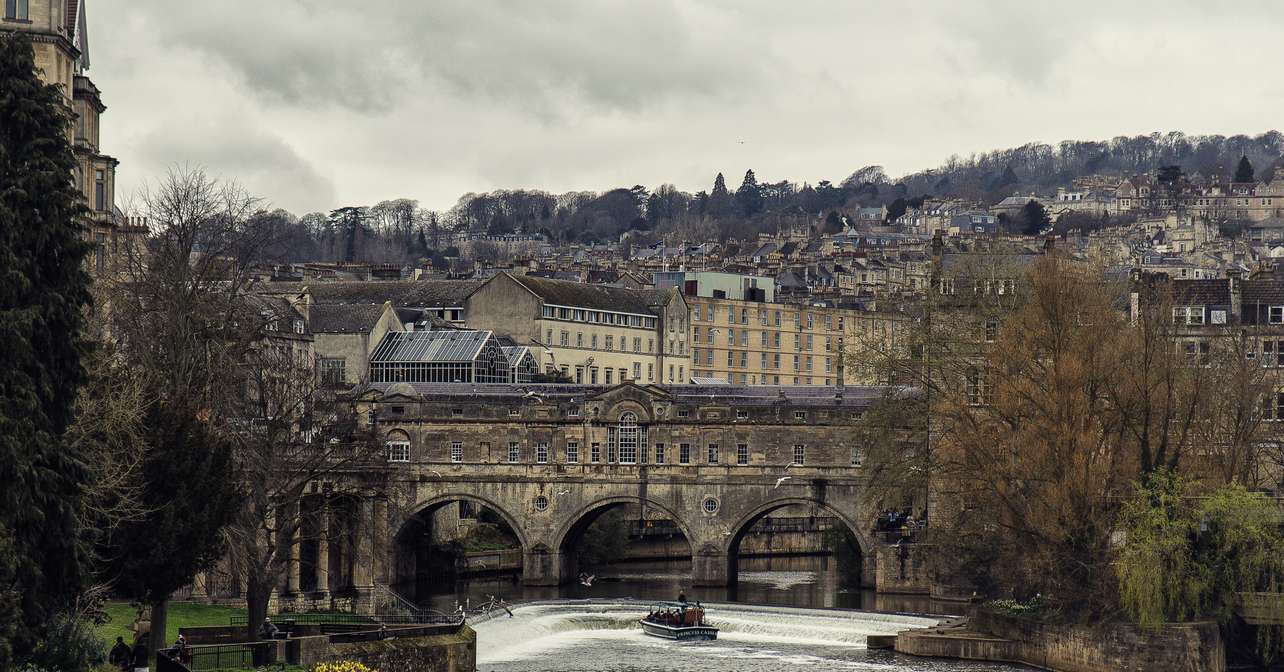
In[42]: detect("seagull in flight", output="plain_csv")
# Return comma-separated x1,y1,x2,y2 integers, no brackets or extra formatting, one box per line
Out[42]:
774,476,792,489
429,470,443,478
555,489,571,496
578,573,595,587
784,462,798,470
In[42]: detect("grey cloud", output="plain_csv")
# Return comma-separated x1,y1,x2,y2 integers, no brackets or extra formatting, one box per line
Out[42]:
144,0,773,115
132,118,335,214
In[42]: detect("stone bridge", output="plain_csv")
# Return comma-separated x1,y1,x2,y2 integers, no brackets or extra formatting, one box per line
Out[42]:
353,381,923,604
391,461,880,590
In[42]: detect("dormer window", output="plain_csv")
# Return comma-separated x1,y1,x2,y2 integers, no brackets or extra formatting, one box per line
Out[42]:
1270,306,1284,325
1172,306,1205,325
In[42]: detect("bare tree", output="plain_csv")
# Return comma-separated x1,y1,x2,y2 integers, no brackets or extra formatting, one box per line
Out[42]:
220,329,382,641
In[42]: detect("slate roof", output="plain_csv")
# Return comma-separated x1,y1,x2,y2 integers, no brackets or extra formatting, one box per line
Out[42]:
302,280,483,307
309,303,386,334
505,274,670,315
369,330,494,364
1170,279,1230,305
362,381,899,408
1242,279,1284,305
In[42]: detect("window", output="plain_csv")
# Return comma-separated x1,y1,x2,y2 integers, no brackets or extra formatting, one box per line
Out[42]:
560,330,569,346
509,408,521,417
1265,390,1284,422
387,441,410,463
3,0,28,19
736,443,749,465
984,319,999,343
452,408,464,418
576,332,583,347
94,169,105,211
320,357,346,385
569,407,580,418
702,497,719,514
793,444,806,465
794,334,801,350
654,443,665,464
508,442,521,463
567,441,579,463
605,369,613,385
794,410,807,421
591,442,601,463
1172,306,1205,325
1271,306,1284,324
450,441,463,463
617,412,639,464
707,443,719,465
536,442,549,464
591,334,598,348
633,362,642,379
677,408,689,418
606,335,614,350
633,337,642,353
967,367,989,406
851,445,863,467
736,409,748,420
647,363,654,381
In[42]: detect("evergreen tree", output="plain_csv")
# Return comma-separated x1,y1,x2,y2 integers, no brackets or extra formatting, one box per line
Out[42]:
1234,155,1255,183
1019,200,1051,235
708,173,733,218
735,169,764,217
100,403,239,656
0,33,93,664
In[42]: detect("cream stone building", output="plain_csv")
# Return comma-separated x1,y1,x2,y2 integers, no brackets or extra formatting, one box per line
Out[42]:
687,296,910,386
465,273,690,385
3,0,135,278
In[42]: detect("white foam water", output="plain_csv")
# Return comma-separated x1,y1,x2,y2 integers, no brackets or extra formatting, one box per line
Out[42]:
472,600,1010,671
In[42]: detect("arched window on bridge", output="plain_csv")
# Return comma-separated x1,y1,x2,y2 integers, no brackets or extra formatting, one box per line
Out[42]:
615,412,646,465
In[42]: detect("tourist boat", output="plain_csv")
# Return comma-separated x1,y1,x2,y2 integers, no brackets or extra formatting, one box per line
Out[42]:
639,601,718,641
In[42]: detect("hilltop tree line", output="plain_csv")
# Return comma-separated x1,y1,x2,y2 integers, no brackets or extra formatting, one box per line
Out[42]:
234,131,1284,267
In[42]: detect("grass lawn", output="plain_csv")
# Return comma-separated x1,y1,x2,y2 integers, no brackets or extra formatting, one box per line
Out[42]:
97,602,246,649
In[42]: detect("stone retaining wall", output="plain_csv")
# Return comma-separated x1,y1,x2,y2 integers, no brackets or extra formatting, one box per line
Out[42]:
321,625,476,672
973,610,1224,672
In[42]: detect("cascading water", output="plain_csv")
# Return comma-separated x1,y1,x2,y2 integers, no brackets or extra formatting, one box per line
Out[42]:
473,600,1029,671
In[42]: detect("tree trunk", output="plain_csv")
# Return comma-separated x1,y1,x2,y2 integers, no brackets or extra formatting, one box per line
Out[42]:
245,573,271,643
150,597,168,662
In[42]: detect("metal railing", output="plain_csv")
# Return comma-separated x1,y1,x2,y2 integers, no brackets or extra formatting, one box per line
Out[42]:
230,611,462,627
160,643,270,671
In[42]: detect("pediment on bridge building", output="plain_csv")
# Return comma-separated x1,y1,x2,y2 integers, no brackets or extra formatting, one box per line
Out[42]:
358,382,421,402
584,382,671,423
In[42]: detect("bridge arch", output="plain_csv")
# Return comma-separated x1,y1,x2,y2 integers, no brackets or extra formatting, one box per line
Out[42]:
552,495,697,583
722,496,873,587
391,492,529,604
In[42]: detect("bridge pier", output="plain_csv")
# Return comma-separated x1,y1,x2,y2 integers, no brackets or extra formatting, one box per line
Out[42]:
692,549,729,587
521,545,562,586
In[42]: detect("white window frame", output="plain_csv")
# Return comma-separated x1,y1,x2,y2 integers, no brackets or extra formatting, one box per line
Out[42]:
566,441,579,463
450,441,463,463
387,441,410,463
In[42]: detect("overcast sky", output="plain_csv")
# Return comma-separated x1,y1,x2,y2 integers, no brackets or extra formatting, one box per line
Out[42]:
93,0,1284,215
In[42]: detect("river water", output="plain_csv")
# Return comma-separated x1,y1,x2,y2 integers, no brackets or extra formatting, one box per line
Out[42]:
416,557,1029,671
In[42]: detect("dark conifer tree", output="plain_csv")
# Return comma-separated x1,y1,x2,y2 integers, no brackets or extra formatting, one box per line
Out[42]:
708,173,733,218
1234,155,1255,183
0,33,93,665
735,169,764,218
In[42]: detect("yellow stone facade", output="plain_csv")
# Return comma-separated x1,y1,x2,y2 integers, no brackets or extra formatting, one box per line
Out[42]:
687,296,910,386
3,0,135,278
